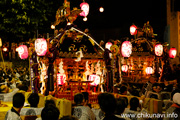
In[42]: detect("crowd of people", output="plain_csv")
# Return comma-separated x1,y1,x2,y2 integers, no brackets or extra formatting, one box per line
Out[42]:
0,63,180,120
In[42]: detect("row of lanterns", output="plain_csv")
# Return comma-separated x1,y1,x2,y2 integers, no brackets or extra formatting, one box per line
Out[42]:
17,38,47,59
122,64,153,75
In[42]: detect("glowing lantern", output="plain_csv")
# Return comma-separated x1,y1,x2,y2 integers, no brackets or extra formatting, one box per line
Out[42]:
105,42,112,50
121,41,132,57
145,67,153,74
130,25,137,35
99,7,104,12
35,38,47,56
80,2,89,17
155,44,163,56
3,47,8,52
89,74,100,86
169,47,177,59
18,45,28,59
57,73,66,85
122,65,128,72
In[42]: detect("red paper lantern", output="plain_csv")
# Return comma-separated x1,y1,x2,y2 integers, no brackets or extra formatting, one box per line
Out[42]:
57,73,66,85
169,47,177,59
80,2,89,17
130,25,137,35
155,44,163,56
35,38,47,56
122,65,128,72
121,41,132,57
18,45,28,59
145,67,153,74
89,74,100,86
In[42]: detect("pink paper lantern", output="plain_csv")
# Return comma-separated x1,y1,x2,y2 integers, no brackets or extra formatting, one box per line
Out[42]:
130,25,137,35
80,2,89,17
145,67,153,74
89,74,100,86
155,44,163,56
121,41,132,57
35,38,47,56
57,73,66,85
169,47,177,59
18,45,28,59
122,65,128,72
105,42,112,50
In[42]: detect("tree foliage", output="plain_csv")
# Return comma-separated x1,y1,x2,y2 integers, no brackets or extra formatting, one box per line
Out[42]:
0,0,62,42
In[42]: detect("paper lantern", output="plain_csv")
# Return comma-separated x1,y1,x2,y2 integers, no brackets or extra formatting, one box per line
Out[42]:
80,2,89,17
169,47,177,59
121,41,132,57
105,42,112,50
145,67,153,74
89,74,100,86
18,45,28,59
155,44,163,56
35,38,47,56
130,25,137,35
122,65,128,72
57,73,66,85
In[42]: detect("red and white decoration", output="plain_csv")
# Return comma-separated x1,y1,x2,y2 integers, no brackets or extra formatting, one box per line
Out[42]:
145,67,153,74
80,2,89,17
169,47,177,59
130,25,137,35
122,65,128,72
35,38,47,56
121,41,132,57
89,74,100,86
57,73,66,85
17,45,28,59
155,44,163,56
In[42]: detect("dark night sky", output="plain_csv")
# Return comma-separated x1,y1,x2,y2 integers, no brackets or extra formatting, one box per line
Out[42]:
71,0,167,42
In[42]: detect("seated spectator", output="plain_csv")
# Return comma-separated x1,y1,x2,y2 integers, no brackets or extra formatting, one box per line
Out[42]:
0,85,19,101
82,92,91,108
119,86,128,95
164,93,180,120
98,92,125,120
45,99,56,107
115,98,130,120
60,115,78,120
4,93,25,120
124,97,140,120
20,93,43,116
41,104,60,120
72,93,95,120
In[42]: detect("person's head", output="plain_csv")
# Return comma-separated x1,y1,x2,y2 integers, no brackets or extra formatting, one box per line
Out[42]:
119,86,127,95
82,92,89,105
130,97,139,111
98,92,117,115
60,115,78,120
28,93,39,107
74,93,84,105
173,93,180,106
115,98,126,115
171,89,180,100
13,93,25,109
45,99,56,107
17,83,28,92
41,105,60,120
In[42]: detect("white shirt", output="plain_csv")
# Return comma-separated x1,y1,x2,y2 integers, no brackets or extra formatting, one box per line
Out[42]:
4,108,21,120
73,106,96,120
20,107,43,116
